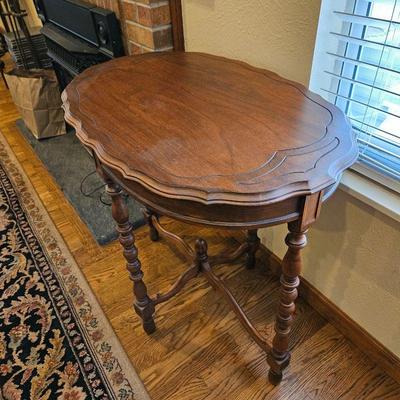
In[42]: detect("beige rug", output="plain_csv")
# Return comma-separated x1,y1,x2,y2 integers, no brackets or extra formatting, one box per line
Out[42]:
0,131,150,400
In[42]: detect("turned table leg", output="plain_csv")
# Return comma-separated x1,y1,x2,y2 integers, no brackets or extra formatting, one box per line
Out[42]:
143,208,160,242
246,229,260,269
267,221,307,384
107,183,156,334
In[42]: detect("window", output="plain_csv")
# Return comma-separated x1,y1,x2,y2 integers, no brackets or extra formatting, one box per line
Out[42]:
310,0,400,192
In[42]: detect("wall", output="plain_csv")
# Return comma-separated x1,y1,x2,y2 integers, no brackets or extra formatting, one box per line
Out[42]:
182,0,400,357
118,0,174,53
261,191,400,356
182,0,321,85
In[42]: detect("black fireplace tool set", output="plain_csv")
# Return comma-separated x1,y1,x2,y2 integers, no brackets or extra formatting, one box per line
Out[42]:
0,0,42,71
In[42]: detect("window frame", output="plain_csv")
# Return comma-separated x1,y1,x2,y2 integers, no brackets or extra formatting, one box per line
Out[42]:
310,0,400,195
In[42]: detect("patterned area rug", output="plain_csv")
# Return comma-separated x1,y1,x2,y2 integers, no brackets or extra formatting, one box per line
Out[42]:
0,132,150,400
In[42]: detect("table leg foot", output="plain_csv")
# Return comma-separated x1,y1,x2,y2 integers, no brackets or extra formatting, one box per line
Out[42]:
245,229,260,270
143,319,157,335
268,370,283,386
134,302,156,334
107,183,156,335
267,351,290,385
267,221,307,384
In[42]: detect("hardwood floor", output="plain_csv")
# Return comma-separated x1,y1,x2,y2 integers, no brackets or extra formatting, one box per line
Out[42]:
1,64,400,399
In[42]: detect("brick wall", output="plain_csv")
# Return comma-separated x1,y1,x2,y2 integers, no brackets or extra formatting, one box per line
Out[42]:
123,1,173,53
85,0,173,54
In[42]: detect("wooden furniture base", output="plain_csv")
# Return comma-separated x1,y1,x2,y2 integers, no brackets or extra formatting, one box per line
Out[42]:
62,53,357,386
148,211,268,351
110,200,308,384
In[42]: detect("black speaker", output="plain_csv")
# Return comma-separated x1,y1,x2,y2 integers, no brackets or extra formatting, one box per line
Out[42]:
35,0,124,59
92,7,124,58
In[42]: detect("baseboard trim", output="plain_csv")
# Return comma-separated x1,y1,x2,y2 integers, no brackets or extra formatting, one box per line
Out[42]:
259,242,400,385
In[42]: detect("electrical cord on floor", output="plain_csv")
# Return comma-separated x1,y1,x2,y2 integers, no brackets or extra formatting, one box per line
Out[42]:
80,170,111,206
99,192,112,206
79,170,129,207
80,170,104,196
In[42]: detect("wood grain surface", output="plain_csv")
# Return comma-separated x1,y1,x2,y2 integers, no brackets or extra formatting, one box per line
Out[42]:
63,52,358,205
2,57,399,399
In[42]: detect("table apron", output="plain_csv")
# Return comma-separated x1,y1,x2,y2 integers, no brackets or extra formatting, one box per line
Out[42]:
100,163,329,230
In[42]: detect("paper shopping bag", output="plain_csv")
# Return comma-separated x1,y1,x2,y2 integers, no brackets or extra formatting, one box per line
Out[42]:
5,68,66,139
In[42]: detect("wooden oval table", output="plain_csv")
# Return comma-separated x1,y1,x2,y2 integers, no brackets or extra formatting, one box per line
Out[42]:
62,52,358,385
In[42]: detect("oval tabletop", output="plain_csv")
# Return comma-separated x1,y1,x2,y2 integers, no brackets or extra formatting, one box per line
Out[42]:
62,52,358,206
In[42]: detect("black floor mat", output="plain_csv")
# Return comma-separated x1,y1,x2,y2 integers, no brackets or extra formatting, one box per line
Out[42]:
16,119,145,245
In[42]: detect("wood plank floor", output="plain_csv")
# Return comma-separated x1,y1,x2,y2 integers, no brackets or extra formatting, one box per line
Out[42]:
1,63,400,399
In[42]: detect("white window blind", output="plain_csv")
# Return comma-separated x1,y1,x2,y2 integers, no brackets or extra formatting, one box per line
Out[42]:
310,0,400,192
